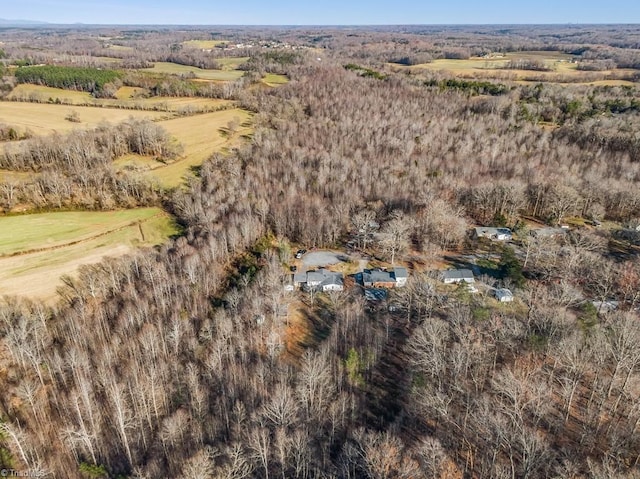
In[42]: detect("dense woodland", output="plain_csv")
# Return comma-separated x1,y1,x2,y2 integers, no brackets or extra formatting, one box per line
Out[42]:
0,25,640,478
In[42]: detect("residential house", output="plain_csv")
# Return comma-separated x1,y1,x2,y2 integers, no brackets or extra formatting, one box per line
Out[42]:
442,269,475,284
494,288,514,302
289,269,344,292
362,268,408,288
474,227,513,241
393,267,408,287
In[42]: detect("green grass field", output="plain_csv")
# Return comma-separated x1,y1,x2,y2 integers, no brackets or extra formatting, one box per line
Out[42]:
0,208,171,256
141,62,245,81
262,73,289,86
0,208,178,300
134,108,253,187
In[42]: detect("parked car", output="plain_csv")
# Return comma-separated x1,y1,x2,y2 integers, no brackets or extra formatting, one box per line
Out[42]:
295,249,307,259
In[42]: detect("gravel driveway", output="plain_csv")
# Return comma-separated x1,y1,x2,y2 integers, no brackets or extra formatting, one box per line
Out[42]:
302,250,347,268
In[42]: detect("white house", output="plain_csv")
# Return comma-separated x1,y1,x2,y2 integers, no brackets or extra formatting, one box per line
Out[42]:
290,269,344,292
442,269,475,284
393,267,408,287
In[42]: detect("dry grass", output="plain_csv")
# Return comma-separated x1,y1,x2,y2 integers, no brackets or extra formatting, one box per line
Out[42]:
0,169,31,182
114,86,148,99
216,57,250,69
140,62,245,81
0,208,178,302
182,39,228,49
0,101,169,136
393,51,639,83
8,84,234,112
262,73,289,86
8,84,93,103
124,108,253,187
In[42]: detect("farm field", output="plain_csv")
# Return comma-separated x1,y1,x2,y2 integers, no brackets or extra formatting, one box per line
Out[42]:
140,62,245,81
182,39,229,49
131,108,253,187
0,208,178,301
0,101,169,136
216,56,250,69
262,73,289,86
392,51,639,83
7,84,234,112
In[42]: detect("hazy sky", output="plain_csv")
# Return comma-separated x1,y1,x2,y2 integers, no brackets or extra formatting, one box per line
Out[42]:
3,0,640,25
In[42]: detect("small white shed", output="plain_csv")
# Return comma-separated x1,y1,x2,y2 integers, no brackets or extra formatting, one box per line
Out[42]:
494,288,514,302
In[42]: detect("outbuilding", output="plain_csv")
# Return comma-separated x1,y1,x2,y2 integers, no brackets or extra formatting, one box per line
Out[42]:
494,288,514,302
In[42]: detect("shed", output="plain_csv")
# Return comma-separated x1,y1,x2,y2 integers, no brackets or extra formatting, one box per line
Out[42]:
494,288,514,302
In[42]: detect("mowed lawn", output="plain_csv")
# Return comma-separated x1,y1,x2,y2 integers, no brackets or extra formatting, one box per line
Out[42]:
138,108,253,187
0,101,169,136
0,208,178,300
141,62,245,81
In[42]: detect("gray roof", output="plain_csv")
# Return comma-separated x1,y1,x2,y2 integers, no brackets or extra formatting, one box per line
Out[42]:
306,271,326,283
363,269,394,283
293,272,307,284
321,273,344,287
495,288,513,298
303,269,344,287
393,267,408,279
442,269,474,280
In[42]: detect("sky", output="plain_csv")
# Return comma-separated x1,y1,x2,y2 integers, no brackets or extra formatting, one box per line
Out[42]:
2,0,640,25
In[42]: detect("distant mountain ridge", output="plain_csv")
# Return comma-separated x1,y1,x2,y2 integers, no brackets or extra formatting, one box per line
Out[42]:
0,18,48,25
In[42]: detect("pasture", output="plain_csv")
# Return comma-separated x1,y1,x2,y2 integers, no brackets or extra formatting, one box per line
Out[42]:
216,57,250,69
7,84,234,112
182,39,229,49
140,62,245,81
394,51,639,83
0,208,178,301
262,73,289,86
136,108,253,187
0,101,169,136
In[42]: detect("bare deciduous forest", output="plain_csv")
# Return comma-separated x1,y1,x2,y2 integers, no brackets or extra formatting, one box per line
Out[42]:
0,24,640,478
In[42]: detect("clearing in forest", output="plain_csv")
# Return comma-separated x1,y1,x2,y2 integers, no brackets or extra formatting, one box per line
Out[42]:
140,62,245,81
392,51,638,83
116,108,253,187
182,39,229,49
0,101,169,136
262,73,289,86
0,208,178,301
